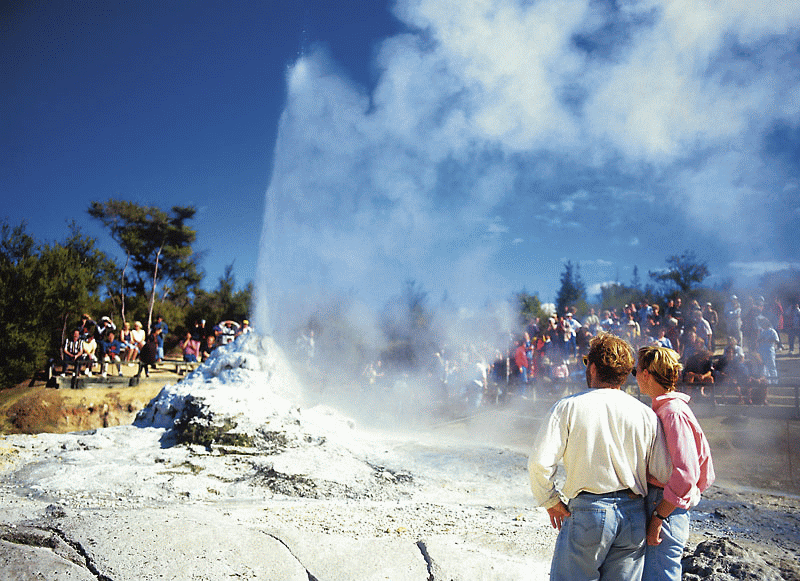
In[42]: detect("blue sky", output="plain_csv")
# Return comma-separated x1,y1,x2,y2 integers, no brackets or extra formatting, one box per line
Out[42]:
4,0,800,329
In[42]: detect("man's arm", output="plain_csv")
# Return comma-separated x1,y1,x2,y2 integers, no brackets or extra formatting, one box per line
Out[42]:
546,501,571,530
528,405,567,511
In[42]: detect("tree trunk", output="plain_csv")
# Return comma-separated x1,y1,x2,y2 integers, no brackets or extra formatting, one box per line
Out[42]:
120,253,130,325
146,244,163,332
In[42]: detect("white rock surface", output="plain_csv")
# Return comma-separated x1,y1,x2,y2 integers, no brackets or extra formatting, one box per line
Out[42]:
0,334,556,580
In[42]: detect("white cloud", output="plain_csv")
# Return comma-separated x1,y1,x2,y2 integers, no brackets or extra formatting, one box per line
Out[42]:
588,281,613,296
486,216,509,234
582,259,613,267
730,261,800,278
257,0,800,327
584,0,800,163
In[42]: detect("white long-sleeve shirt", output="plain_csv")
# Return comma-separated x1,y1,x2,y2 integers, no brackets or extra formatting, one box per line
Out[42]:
528,388,671,509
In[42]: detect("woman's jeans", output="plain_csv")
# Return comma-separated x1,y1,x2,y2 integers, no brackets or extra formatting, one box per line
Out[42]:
550,490,646,581
643,486,689,581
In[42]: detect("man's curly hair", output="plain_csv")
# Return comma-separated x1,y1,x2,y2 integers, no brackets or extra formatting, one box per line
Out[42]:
586,332,635,386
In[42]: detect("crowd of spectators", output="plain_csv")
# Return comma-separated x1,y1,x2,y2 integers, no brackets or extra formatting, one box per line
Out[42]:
57,314,254,380
355,294,798,409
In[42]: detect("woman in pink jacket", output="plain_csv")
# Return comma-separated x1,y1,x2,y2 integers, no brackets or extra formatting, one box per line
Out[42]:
635,345,715,581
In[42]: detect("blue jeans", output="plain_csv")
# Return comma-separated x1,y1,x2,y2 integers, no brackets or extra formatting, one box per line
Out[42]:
643,487,689,581
550,490,646,581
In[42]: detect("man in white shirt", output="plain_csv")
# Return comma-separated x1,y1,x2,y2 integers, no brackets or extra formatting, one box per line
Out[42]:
528,333,671,581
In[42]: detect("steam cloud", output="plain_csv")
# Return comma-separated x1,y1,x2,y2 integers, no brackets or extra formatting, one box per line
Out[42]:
255,0,800,338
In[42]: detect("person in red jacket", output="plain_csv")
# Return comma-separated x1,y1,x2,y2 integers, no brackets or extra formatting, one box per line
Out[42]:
515,338,529,387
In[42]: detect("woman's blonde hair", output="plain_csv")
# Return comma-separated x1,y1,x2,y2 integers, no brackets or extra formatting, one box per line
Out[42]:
637,345,682,391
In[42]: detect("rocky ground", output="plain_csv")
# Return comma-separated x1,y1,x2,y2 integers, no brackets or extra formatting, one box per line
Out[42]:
0,338,798,580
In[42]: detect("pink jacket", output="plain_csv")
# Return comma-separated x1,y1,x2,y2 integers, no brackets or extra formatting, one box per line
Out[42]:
648,391,715,509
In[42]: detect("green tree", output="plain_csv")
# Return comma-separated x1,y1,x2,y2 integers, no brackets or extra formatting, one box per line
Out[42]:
599,282,639,313
555,260,586,315
88,200,202,330
648,250,709,294
0,221,112,387
631,266,641,291
515,290,546,328
380,279,438,368
187,264,252,332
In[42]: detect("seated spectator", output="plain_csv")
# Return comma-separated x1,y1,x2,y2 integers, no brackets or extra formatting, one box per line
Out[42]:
61,329,85,376
130,321,146,354
550,358,570,382
215,320,240,345
680,329,698,361
743,353,769,405
583,308,600,335
599,310,616,332
652,327,674,351
575,326,592,357
95,316,117,341
713,337,748,404
201,334,216,362
180,331,201,362
80,332,99,376
121,322,139,365
136,331,160,378
646,303,662,338
621,316,640,346
101,331,126,377
683,337,715,395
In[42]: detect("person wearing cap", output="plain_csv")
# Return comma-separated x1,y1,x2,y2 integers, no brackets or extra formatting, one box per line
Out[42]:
237,319,253,337
95,316,117,341
635,346,714,581
565,309,581,358
215,320,240,345
529,333,671,581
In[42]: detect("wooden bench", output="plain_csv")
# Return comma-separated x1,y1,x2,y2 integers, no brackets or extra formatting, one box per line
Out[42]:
162,357,200,376
49,374,134,389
